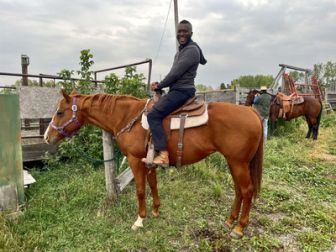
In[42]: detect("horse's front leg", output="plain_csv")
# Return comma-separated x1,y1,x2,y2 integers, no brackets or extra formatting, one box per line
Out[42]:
128,155,147,230
271,119,277,135
147,169,160,217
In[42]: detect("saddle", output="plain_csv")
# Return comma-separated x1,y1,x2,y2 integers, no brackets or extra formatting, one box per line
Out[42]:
170,97,206,117
276,92,304,119
142,95,208,168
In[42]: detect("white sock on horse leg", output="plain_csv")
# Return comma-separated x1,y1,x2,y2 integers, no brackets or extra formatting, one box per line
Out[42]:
131,215,144,230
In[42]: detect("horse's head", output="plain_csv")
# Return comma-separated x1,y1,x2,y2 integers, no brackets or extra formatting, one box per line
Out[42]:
44,90,83,145
269,93,281,121
245,89,259,106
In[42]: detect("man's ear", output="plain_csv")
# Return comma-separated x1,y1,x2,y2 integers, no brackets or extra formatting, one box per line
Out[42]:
60,89,71,102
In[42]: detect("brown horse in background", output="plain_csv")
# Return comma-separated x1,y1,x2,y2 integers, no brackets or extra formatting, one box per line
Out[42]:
269,94,322,139
244,89,260,106
245,90,322,139
44,90,263,238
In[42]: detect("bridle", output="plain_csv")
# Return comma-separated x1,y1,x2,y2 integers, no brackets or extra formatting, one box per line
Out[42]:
49,96,82,138
49,96,150,139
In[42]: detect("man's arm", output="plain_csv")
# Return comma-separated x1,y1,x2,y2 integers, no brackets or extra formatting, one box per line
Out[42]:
157,46,200,89
253,95,261,104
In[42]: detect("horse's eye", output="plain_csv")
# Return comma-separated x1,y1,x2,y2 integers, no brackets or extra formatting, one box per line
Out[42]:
56,111,64,116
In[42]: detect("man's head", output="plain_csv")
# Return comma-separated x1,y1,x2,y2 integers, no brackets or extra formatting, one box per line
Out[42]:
177,20,193,45
260,86,267,92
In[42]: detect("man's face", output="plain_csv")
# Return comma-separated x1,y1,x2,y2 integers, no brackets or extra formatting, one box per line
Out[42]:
176,23,192,45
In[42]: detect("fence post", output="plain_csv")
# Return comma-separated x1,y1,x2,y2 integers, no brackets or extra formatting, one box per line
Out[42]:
102,130,118,200
235,84,240,104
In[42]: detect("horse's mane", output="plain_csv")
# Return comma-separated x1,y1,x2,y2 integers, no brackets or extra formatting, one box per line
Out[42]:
82,93,143,113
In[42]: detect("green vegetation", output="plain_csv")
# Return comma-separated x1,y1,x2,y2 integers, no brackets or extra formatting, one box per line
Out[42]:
231,75,274,89
1,114,335,251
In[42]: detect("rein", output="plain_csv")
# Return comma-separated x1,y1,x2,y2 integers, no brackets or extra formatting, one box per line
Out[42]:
50,97,81,138
114,99,151,138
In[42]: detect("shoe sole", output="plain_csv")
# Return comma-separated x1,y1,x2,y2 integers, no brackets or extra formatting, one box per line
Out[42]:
154,163,169,168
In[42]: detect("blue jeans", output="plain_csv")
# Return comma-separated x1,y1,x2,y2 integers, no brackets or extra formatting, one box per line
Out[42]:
262,117,268,141
147,89,195,151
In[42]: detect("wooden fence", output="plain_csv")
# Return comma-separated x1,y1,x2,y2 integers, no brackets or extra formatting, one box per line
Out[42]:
325,89,336,110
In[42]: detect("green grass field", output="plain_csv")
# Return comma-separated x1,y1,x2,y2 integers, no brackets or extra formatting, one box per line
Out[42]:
1,115,336,251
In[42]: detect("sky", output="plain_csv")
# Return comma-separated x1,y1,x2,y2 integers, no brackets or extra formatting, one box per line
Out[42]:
0,0,335,88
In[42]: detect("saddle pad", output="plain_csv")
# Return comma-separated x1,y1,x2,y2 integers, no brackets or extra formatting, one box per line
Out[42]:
293,96,304,104
141,106,208,130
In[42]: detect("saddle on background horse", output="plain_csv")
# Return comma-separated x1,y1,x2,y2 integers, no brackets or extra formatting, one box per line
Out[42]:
141,96,208,168
276,92,304,119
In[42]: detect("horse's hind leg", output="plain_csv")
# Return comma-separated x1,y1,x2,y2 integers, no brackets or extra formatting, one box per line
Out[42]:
305,115,312,138
310,116,319,140
227,160,254,238
146,169,160,217
225,181,242,229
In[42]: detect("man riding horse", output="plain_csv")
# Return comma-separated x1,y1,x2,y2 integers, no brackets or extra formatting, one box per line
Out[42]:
144,19,207,167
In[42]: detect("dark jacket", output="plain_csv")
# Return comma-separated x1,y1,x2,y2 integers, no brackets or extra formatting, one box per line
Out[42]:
253,92,271,118
157,41,206,91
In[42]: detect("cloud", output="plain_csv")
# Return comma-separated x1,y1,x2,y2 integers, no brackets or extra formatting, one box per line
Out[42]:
0,0,335,88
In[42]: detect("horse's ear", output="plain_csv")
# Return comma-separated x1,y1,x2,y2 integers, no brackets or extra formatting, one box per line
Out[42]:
60,89,71,102
70,90,79,95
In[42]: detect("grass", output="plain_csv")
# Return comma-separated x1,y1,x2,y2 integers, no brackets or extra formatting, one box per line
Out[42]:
1,114,336,251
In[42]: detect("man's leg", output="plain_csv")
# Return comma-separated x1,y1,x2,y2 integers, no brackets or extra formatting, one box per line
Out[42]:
263,118,268,141
147,89,194,165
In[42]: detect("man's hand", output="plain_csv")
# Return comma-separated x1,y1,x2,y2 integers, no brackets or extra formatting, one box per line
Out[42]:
150,82,159,91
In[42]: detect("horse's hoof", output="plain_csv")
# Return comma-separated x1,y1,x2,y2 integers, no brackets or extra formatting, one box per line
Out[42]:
230,230,243,239
152,210,159,217
131,215,144,231
131,224,142,231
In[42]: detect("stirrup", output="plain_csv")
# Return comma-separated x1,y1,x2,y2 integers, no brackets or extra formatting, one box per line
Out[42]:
141,157,157,169
141,143,157,168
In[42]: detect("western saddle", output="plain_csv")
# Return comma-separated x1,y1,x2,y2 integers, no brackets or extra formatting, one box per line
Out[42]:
276,92,304,119
145,95,206,168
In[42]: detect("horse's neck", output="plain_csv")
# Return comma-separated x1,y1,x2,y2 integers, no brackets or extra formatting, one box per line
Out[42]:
80,94,146,135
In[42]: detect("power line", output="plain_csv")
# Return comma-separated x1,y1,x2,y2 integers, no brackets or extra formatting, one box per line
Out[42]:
154,0,173,63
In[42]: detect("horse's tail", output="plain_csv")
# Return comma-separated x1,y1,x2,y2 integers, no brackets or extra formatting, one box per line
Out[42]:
316,101,323,132
249,114,264,200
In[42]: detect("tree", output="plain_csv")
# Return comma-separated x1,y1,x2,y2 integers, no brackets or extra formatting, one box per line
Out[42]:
313,61,336,89
230,75,273,88
195,84,213,92
289,71,305,82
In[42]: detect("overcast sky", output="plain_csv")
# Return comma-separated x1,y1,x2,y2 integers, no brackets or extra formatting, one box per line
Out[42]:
0,0,335,88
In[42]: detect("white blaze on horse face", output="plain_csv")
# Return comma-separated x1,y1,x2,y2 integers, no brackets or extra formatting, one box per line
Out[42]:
131,215,144,231
44,105,59,144
43,126,51,143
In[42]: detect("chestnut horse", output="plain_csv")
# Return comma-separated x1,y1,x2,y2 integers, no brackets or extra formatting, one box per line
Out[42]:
245,90,322,139
44,90,263,238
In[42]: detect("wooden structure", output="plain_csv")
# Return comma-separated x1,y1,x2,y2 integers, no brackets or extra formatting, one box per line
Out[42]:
269,64,323,100
19,86,61,162
325,88,336,111
196,89,236,103
0,94,24,212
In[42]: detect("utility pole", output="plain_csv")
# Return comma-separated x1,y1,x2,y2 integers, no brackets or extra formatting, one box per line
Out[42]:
173,0,179,52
